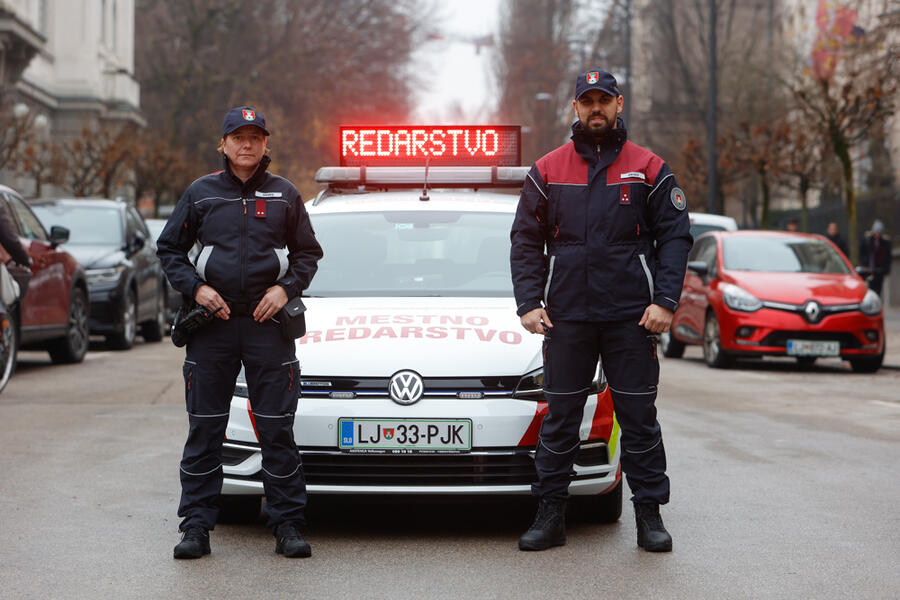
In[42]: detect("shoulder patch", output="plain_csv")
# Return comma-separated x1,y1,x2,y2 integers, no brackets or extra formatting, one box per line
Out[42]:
670,187,687,211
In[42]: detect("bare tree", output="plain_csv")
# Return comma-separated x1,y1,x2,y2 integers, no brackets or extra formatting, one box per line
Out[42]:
782,5,899,263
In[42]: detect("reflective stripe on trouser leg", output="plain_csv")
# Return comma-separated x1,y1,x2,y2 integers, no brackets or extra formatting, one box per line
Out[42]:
599,320,669,504
531,321,601,499
242,318,307,531
178,325,242,531
178,413,229,530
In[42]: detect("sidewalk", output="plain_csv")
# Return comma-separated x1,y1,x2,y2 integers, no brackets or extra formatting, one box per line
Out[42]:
882,306,900,370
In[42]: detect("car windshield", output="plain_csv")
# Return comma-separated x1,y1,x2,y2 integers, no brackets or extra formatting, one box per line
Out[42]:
691,223,728,238
32,205,123,246
306,210,514,297
722,236,851,274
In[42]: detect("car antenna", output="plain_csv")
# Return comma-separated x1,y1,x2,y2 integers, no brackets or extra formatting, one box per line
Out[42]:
419,157,430,201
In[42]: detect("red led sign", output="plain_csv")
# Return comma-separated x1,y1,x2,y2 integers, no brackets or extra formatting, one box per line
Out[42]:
339,126,521,167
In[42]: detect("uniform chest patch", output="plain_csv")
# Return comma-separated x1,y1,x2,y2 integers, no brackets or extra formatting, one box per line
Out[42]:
671,187,687,211
619,185,631,205
620,171,646,181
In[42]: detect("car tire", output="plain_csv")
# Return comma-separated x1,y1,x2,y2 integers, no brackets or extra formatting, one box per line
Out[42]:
571,479,623,523
703,311,733,368
47,288,90,364
659,331,685,358
217,495,262,524
0,309,19,394
849,353,884,373
107,288,137,350
140,287,166,342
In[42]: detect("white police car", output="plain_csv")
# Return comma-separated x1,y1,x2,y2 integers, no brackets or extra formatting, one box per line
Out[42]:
219,126,621,522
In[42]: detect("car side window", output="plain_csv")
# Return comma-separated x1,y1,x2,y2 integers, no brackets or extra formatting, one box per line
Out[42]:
687,237,706,262
0,195,24,237
129,208,150,238
697,239,718,278
6,193,48,241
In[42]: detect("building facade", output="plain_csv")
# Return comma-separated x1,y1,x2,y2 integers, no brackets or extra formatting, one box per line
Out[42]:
0,0,142,196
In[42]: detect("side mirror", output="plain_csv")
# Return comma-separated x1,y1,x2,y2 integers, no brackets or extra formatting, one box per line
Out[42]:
49,225,70,248
129,232,146,253
687,260,709,278
855,265,872,278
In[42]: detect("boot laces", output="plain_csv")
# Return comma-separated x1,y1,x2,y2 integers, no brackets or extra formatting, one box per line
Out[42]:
181,527,207,542
638,505,664,530
530,500,563,530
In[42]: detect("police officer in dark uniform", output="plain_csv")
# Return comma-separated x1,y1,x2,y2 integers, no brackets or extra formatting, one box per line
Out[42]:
158,107,323,559
510,71,692,552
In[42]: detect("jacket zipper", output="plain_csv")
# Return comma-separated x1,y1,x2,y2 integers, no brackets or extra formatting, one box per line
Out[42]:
241,197,247,295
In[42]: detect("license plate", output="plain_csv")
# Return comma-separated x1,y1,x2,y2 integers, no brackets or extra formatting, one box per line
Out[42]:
786,339,840,356
338,418,472,452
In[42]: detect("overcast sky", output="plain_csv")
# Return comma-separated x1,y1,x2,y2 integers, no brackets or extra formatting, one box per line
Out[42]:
411,0,501,122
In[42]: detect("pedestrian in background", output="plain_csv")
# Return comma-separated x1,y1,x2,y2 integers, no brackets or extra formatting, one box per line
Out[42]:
157,106,323,559
859,219,892,296
510,69,692,553
825,222,849,257
786,218,799,232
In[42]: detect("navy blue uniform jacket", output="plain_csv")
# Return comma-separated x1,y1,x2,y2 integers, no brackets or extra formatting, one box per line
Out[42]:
510,121,692,321
157,156,323,304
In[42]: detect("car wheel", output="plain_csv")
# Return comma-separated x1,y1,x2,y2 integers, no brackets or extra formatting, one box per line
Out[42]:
571,479,623,523
0,309,19,394
703,311,733,368
849,353,884,373
107,288,137,350
659,331,685,358
47,288,90,364
140,288,166,342
217,495,262,524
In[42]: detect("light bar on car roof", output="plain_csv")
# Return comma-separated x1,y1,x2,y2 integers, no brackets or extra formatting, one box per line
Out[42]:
315,166,530,188
339,126,521,167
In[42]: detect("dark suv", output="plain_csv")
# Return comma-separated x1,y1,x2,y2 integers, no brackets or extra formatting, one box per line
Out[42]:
0,185,90,365
31,199,167,350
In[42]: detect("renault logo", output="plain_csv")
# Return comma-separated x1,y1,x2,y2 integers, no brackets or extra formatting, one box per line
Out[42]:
803,300,822,323
389,370,424,405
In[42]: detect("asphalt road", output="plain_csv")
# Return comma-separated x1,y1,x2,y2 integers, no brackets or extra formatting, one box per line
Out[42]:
0,337,898,600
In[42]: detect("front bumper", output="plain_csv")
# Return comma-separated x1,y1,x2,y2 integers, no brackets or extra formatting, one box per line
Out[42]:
719,307,884,357
222,395,620,497
85,284,124,334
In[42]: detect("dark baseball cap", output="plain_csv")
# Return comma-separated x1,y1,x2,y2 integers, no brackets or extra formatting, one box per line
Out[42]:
222,106,270,137
574,70,620,100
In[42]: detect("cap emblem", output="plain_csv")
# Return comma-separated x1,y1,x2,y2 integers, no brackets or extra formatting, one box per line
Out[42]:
242,109,256,121
586,71,599,84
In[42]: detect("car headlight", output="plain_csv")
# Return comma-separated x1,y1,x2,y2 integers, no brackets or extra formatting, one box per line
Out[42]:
513,363,605,401
86,265,125,285
721,283,762,312
860,289,882,316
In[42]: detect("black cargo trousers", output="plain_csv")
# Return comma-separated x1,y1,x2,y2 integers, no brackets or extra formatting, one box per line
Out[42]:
533,320,669,505
178,310,306,532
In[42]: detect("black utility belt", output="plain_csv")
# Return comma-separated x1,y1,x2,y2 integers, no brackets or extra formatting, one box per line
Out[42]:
227,301,259,317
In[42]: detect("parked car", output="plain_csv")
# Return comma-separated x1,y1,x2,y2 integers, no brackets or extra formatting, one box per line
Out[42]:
217,154,622,523
31,199,167,350
689,212,738,239
0,185,90,366
661,230,884,372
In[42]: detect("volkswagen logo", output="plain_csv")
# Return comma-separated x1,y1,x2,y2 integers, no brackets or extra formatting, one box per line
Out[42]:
388,370,424,405
803,300,822,323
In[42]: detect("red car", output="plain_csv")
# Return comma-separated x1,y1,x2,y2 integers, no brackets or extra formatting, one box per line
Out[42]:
0,185,90,366
661,230,884,372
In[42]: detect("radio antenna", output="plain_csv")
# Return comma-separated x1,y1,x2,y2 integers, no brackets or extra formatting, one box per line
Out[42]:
419,157,431,201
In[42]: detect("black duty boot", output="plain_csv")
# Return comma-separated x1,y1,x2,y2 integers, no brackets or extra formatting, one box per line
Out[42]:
518,498,567,551
173,527,210,559
275,521,312,558
634,503,672,552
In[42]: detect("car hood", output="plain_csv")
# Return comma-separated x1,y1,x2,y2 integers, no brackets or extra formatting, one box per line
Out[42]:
726,271,868,304
62,245,125,270
295,297,542,377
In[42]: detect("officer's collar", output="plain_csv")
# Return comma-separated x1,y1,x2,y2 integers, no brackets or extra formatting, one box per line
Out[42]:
222,154,271,188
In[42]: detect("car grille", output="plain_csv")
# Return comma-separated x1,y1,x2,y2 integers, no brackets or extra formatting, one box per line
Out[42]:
297,376,521,399
223,442,609,486
759,330,862,349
